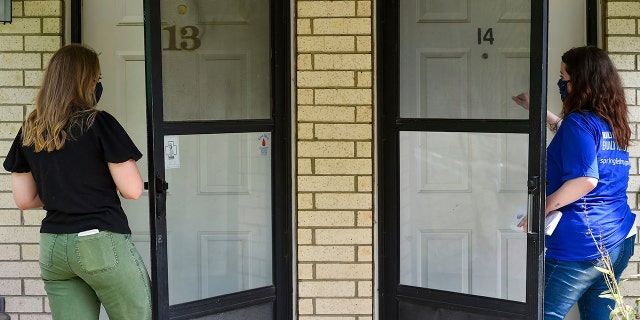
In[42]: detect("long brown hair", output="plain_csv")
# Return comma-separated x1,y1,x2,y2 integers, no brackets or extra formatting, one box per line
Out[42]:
22,44,101,152
561,46,630,150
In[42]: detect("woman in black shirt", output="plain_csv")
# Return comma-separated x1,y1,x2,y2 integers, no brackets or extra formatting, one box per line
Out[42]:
3,44,151,320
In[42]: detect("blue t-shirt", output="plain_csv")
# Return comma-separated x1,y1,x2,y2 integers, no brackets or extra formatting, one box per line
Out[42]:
546,111,635,261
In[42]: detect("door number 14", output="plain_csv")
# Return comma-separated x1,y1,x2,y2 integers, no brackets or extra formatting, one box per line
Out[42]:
477,28,495,45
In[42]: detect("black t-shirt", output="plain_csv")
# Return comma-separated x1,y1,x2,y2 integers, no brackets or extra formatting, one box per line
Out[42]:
3,111,142,234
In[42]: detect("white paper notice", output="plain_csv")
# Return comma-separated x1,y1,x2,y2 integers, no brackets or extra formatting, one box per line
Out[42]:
164,135,180,169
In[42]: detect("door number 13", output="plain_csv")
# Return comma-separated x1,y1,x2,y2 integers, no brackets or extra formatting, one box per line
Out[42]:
477,28,495,45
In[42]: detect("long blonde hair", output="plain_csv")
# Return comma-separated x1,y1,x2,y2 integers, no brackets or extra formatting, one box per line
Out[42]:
22,44,101,152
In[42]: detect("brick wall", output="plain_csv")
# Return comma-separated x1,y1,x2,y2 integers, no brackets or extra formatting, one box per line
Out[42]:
0,0,62,319
295,1,375,319
605,0,640,304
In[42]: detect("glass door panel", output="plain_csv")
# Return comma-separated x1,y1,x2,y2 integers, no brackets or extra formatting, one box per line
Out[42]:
399,131,528,301
165,133,273,304
399,0,530,119
160,0,271,121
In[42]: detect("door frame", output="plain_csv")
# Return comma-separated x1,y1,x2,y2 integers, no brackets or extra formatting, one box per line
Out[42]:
377,0,600,319
71,0,292,319
377,0,547,318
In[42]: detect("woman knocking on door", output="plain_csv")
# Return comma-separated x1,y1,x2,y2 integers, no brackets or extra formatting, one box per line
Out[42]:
3,44,152,320
513,46,636,320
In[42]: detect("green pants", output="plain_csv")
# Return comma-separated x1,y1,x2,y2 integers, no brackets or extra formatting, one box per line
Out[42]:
40,231,152,320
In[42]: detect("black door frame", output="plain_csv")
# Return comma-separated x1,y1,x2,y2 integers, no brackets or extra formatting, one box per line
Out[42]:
377,0,599,319
71,1,292,319
377,0,548,320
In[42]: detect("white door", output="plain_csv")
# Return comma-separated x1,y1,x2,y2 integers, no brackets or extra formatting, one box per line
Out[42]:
398,0,586,317
81,0,274,316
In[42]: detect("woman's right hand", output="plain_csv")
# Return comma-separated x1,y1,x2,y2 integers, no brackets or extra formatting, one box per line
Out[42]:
511,92,530,110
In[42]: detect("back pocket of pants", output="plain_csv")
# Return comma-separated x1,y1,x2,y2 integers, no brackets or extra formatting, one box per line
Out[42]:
75,232,118,274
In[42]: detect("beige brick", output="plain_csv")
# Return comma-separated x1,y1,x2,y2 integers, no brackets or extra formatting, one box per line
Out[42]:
0,122,22,140
12,1,23,17
313,18,371,35
298,36,355,53
299,298,315,315
299,228,313,244
25,36,61,52
298,1,356,17
316,193,372,209
298,211,355,227
0,105,23,122
22,244,40,260
0,18,41,34
620,71,640,87
0,244,20,260
0,36,23,51
298,263,314,279
43,18,62,33
0,70,23,86
298,19,312,34
0,192,15,208
0,143,12,160
298,158,313,174
0,227,39,243
298,106,355,122
0,53,41,69
298,141,354,158
24,1,62,16
298,176,355,192
5,296,44,313
299,281,356,297
607,19,636,34
356,141,371,157
356,71,372,87
298,89,314,104
0,262,40,277
0,210,21,225
355,106,372,122
23,210,46,225
315,123,370,140
298,54,313,70
357,211,373,227
25,70,44,86
42,52,55,68
298,122,315,139
357,280,372,297
315,159,372,175
315,229,371,244
357,245,373,262
298,71,355,87
0,279,21,295
316,263,372,279
357,176,372,192
608,2,640,16
314,54,371,70
24,279,46,295
608,37,640,52
315,89,372,105
316,298,371,314
627,89,638,106
298,245,355,262
299,193,314,209
0,88,39,104
357,1,371,17
356,36,371,52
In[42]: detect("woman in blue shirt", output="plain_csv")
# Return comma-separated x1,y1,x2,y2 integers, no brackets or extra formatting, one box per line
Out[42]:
514,46,635,320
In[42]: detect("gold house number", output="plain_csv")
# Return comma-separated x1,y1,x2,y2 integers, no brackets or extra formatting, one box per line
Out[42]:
163,25,202,51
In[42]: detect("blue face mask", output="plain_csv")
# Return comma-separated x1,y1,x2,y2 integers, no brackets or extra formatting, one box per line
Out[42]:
557,78,569,102
95,82,103,104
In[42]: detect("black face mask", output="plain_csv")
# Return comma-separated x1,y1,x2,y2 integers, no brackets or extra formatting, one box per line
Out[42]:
557,78,569,102
95,82,103,104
